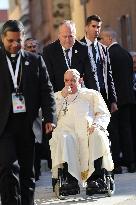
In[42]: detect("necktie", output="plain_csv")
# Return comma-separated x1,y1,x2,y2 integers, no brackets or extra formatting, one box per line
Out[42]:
65,49,71,68
91,43,104,89
91,43,97,62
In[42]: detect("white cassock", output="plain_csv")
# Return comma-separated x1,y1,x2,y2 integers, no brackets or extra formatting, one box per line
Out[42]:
49,88,114,185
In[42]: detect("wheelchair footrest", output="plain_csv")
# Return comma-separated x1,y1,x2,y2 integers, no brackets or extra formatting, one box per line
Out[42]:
86,187,108,195
86,178,108,195
60,183,80,196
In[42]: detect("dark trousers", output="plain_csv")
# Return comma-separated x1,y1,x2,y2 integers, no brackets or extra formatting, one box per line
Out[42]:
42,132,52,169
131,103,136,162
108,104,135,166
0,113,35,205
34,143,41,180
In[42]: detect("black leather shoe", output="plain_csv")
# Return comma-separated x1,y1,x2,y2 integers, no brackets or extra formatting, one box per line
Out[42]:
61,181,80,195
86,180,99,195
87,180,99,189
62,181,79,189
35,176,40,181
127,163,136,173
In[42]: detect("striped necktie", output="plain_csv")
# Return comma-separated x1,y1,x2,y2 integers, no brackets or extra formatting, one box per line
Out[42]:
91,43,104,89
65,49,71,68
91,43,97,62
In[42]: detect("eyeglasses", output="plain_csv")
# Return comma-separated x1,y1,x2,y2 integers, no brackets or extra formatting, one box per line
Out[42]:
26,45,37,49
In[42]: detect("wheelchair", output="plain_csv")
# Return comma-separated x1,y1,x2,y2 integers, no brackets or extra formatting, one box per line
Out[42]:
52,165,115,200
86,169,115,197
52,165,80,200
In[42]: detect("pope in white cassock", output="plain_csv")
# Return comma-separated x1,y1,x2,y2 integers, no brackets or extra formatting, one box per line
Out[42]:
49,69,114,185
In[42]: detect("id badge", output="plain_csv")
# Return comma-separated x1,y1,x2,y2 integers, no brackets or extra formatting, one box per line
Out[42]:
12,93,26,113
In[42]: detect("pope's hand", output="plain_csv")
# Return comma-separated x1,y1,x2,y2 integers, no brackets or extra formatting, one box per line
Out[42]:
87,122,97,135
61,86,72,97
45,123,56,134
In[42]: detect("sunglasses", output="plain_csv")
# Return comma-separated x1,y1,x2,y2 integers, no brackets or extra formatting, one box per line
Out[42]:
26,45,37,49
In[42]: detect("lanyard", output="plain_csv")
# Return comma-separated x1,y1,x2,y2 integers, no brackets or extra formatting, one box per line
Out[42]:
6,54,21,90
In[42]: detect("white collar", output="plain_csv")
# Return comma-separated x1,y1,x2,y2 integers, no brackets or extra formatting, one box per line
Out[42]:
20,49,24,57
85,36,98,47
108,42,118,49
62,46,72,52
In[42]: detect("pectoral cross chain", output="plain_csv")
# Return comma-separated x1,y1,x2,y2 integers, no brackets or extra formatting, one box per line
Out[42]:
63,99,68,115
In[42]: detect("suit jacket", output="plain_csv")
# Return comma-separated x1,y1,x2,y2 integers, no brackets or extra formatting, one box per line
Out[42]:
108,43,135,106
0,47,56,136
42,39,98,92
80,37,117,104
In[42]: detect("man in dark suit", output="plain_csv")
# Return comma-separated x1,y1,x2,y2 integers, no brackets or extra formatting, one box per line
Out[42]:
42,20,98,92
130,51,136,165
24,37,43,181
100,28,136,173
0,20,56,205
80,15,117,112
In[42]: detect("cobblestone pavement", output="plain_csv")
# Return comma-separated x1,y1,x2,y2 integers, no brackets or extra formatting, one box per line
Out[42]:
34,169,136,205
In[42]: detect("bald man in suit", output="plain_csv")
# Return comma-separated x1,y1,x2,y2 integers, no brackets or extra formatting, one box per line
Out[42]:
43,20,98,92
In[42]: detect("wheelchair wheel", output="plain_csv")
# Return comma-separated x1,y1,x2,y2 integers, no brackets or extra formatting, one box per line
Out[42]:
54,180,66,200
106,175,115,197
54,168,68,200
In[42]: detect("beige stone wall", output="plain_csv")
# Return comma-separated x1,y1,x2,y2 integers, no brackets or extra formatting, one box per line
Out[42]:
86,0,133,30
8,7,20,20
8,0,21,20
70,0,85,40
30,0,71,45
7,0,136,50
51,0,71,41
8,0,31,37
86,0,136,50
69,0,136,50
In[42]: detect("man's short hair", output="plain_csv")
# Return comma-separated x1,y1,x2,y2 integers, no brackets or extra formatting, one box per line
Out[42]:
1,20,25,36
86,15,102,26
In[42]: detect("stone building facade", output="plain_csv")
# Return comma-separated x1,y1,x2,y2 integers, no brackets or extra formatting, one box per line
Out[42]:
8,0,71,46
72,0,136,51
7,0,136,50
29,0,70,45
8,0,31,37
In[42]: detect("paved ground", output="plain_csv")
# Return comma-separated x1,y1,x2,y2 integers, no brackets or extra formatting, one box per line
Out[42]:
35,169,136,205
0,165,135,205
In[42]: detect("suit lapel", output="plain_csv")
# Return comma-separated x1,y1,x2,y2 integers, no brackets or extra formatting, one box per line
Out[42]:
97,42,108,96
80,37,86,44
56,41,68,70
21,51,30,95
71,41,80,67
0,50,11,95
